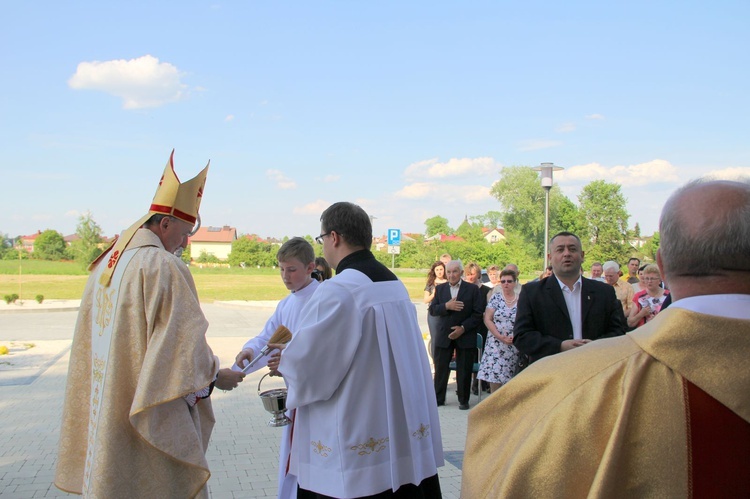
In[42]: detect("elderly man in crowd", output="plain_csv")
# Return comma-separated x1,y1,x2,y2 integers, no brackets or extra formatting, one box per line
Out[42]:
431,260,484,410
462,178,750,497
603,260,635,318
590,261,605,281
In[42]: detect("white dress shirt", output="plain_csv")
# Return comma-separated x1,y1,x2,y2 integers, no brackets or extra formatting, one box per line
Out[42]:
557,276,583,340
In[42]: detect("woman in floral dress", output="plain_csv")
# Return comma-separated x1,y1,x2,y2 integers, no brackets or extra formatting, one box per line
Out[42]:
477,269,520,393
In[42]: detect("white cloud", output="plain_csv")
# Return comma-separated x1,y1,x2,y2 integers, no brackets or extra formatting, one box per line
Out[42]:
394,182,437,199
224,115,234,122
321,174,340,183
266,169,297,189
293,199,330,215
68,55,188,109
403,157,498,181
585,113,605,120
705,166,750,180
556,122,576,133
395,182,492,203
65,210,81,218
518,139,564,152
556,159,680,187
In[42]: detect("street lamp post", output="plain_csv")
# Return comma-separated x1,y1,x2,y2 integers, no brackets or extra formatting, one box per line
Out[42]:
533,162,564,269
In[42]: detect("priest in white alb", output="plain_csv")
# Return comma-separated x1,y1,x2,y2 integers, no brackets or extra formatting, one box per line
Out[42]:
275,202,444,499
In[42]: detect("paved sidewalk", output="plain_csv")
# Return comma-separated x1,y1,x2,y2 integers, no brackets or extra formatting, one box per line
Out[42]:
0,302,481,498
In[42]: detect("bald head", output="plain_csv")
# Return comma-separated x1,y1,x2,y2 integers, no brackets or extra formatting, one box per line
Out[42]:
658,178,750,299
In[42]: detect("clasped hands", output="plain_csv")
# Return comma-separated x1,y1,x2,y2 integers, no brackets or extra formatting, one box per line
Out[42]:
560,339,591,352
448,324,465,340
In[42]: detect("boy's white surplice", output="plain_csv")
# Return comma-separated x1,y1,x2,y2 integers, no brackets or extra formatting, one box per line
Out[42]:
237,278,319,499
280,268,444,498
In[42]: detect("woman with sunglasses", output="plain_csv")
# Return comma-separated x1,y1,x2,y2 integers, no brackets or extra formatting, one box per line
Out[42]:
477,268,520,393
628,264,669,329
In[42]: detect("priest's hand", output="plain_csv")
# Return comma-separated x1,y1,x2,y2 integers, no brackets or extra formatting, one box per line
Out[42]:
235,348,255,370
215,368,245,391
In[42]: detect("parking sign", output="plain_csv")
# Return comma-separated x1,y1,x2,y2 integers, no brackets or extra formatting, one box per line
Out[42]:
387,229,401,246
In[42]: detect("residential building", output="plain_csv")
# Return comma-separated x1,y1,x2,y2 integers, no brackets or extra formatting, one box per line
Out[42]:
189,225,237,261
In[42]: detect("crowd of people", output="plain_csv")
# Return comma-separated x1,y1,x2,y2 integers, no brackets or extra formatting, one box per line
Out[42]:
422,242,671,410
54,149,749,498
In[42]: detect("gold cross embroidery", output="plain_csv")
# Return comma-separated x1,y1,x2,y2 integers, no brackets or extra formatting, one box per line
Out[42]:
95,287,114,337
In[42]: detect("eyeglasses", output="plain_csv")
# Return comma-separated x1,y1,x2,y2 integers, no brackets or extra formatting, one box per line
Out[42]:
315,232,332,244
500,280,515,284
641,277,661,282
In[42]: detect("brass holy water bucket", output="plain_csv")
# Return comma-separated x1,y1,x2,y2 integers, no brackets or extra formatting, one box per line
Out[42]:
258,373,291,427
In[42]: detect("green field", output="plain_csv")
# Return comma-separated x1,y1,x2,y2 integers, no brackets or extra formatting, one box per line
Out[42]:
0,260,428,302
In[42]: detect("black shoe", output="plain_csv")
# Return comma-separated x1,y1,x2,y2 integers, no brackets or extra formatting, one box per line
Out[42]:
436,401,445,407
459,404,470,410
472,387,479,395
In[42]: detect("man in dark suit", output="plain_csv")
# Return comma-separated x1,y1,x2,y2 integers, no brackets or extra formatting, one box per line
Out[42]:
430,260,484,410
514,232,626,362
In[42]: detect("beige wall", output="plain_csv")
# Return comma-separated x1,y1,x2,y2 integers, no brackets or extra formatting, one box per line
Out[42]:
191,241,232,260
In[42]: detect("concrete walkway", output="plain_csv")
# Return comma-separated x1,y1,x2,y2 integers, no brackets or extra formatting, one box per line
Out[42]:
0,301,480,498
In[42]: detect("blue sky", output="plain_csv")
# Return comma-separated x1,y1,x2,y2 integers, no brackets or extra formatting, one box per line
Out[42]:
2,1,749,242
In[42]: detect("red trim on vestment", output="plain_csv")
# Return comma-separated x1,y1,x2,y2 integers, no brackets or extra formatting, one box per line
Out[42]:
685,378,750,497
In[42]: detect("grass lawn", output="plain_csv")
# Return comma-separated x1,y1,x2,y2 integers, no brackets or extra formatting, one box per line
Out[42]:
0,260,429,302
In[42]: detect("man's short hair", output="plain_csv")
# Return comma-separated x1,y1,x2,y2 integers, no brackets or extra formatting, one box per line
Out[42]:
143,214,174,227
320,202,372,249
628,257,641,265
448,259,464,271
549,231,582,248
591,261,603,268
660,178,750,276
277,237,315,265
602,261,620,273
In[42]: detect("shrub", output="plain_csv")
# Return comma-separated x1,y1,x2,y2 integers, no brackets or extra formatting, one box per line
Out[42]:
3,295,11,304
36,294,44,304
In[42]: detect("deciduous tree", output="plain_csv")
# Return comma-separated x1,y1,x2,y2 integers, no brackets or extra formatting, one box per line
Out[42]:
578,180,630,263
469,210,504,229
424,216,452,238
490,166,571,256
68,212,104,266
33,230,66,260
